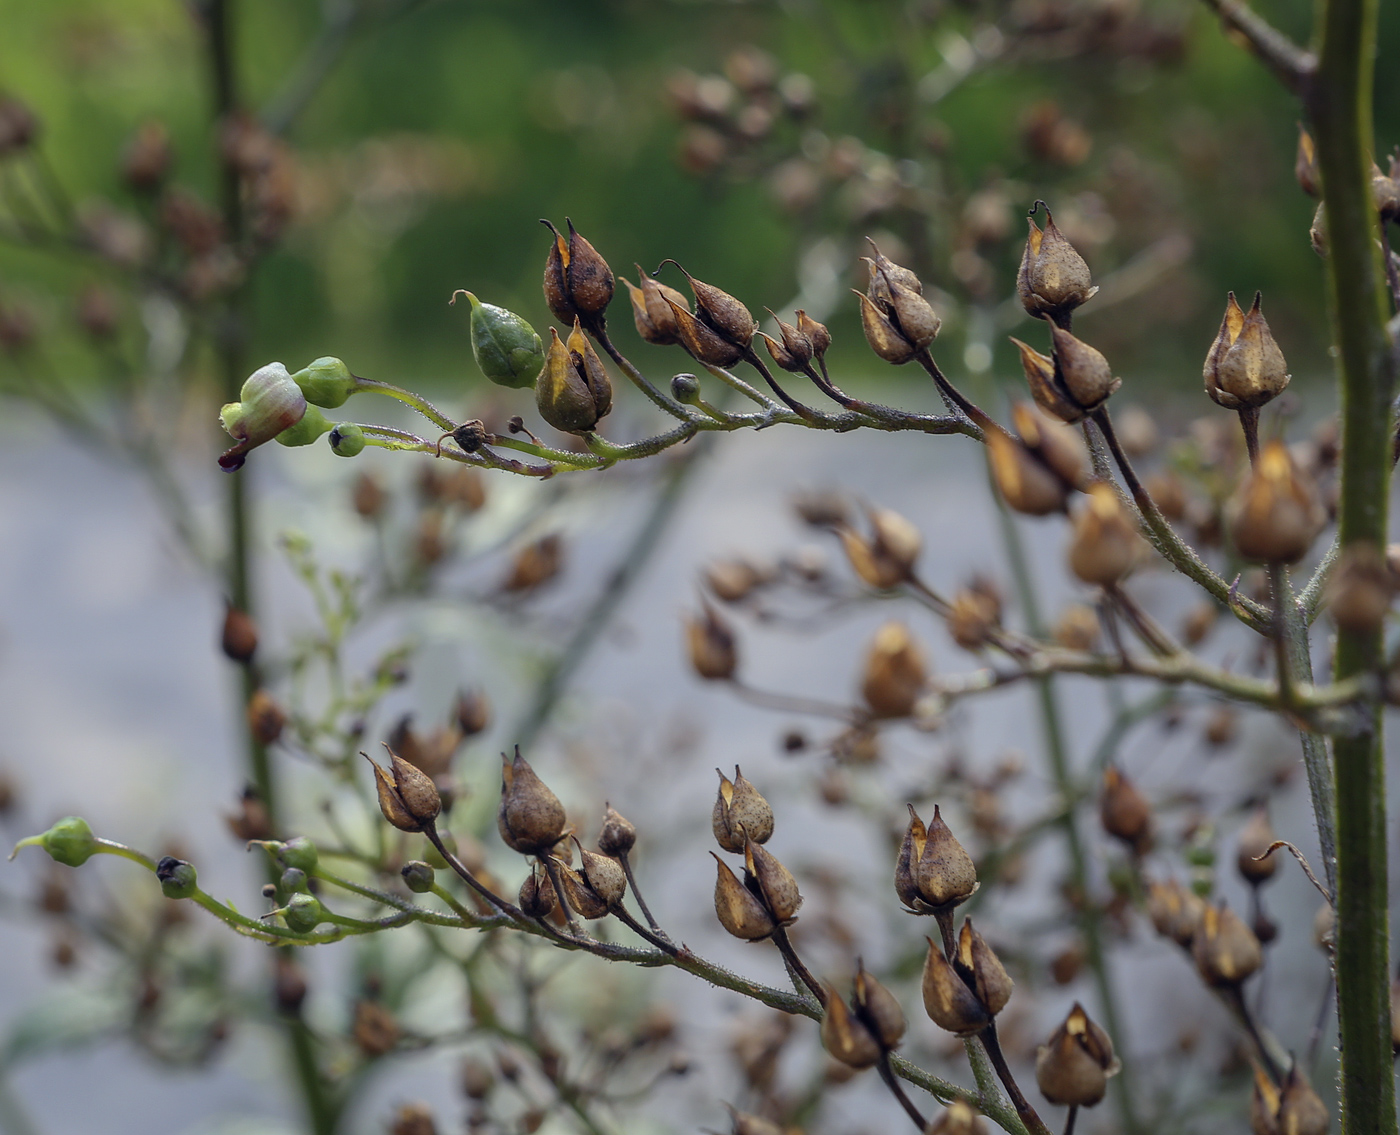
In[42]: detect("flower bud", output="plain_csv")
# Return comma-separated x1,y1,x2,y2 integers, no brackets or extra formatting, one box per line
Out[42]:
1203,292,1289,410
156,856,198,899
221,602,258,663
365,747,442,833
461,293,545,389
861,622,927,718
280,866,310,894
1034,1002,1120,1107
1068,483,1143,586
1326,542,1394,633
542,219,614,325
1192,900,1263,987
401,860,436,894
986,429,1071,516
519,862,558,918
687,600,738,681
671,372,702,403
840,507,922,589
745,836,802,924
598,804,637,856
219,362,309,471
1146,878,1205,947
280,836,319,873
537,321,613,434
1017,204,1097,323
853,961,907,1050
926,1102,989,1135
820,985,883,1069
10,816,97,868
329,422,365,457
497,748,567,855
1228,440,1325,563
896,805,978,912
712,852,777,940
623,269,689,345
283,892,324,934
291,356,357,408
275,403,334,448
1252,1063,1330,1135
713,767,774,852
1099,766,1153,855
957,919,1013,1016
921,938,992,1036
1236,807,1279,886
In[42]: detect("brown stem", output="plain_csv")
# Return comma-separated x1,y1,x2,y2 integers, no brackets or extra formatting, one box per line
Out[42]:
1103,583,1179,657
878,1054,929,1132
914,352,1000,438
772,926,827,1005
617,851,667,938
1238,406,1262,465
610,902,679,956
1223,983,1283,1083
1063,1105,1079,1135
1197,0,1316,94
541,855,584,936
421,822,525,922
933,907,959,958
745,349,820,421
980,1023,1054,1135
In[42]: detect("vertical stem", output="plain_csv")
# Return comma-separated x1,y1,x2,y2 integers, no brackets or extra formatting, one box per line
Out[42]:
979,1025,1053,1135
1309,0,1396,1121
878,1055,929,1131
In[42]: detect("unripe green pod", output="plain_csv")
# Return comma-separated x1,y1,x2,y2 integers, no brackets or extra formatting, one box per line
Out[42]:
10,816,98,868
291,357,357,408
280,867,311,894
465,292,546,389
401,860,436,894
276,404,333,447
671,373,702,404
280,836,319,873
284,892,324,934
156,856,198,899
329,422,365,457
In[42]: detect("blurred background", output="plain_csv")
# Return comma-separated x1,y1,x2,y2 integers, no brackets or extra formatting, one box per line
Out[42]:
2,0,1398,1133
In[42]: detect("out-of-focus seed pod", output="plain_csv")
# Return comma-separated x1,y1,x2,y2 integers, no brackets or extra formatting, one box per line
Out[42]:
1010,402,1088,492
352,471,385,519
793,489,849,529
1326,543,1394,633
1035,1002,1120,1107
1373,162,1400,223
365,748,442,833
76,283,119,340
226,787,272,842
1295,126,1320,198
705,558,764,602
861,622,927,718
504,533,564,593
713,767,774,852
1312,901,1336,954
390,1103,438,1135
1099,766,1153,855
957,919,1013,1015
623,267,689,346
1204,705,1239,747
353,999,401,1057
1147,878,1206,947
541,219,614,325
1392,978,1400,1055
1069,484,1143,586
247,689,287,745
598,804,637,856
921,937,992,1036
724,1105,784,1135
712,853,777,940
218,362,309,471
0,97,39,156
156,856,198,899
1228,440,1326,563
896,804,979,912
926,1101,990,1135
458,293,545,389
274,954,308,1014
1192,900,1263,987
853,961,906,1050
1053,604,1100,651
454,689,490,737
537,321,612,434
839,506,922,589
1016,205,1098,323
744,836,802,924
497,749,567,855
221,602,258,663
461,1057,495,1101
820,984,883,1068
1203,292,1290,410
948,588,1001,651
121,121,171,191
1181,601,1219,645
687,600,739,681
1236,807,1279,886
1252,1062,1330,1135
986,428,1071,516
519,862,557,918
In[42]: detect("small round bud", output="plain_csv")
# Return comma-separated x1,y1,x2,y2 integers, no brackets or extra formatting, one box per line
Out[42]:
1035,1002,1120,1107
156,856,198,899
280,837,319,873
280,867,310,894
598,804,637,856
221,602,258,663
283,893,324,934
329,423,365,457
291,356,357,409
671,373,702,404
452,420,488,453
10,817,98,868
275,404,333,448
401,860,436,894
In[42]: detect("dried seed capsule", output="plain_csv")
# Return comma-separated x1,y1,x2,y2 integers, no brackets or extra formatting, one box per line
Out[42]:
537,320,612,434
1053,604,1101,651
712,853,776,940
986,428,1071,516
519,862,557,918
462,293,545,389
1252,1062,1330,1135
575,839,627,908
947,588,1000,651
687,601,739,681
1192,900,1263,987
796,310,831,358
1049,324,1120,417
1016,204,1097,323
760,310,813,372
820,985,882,1069
1010,402,1087,492
667,299,747,367
623,266,689,345
926,1101,989,1135
744,836,802,924
861,622,927,718
666,263,756,348
840,506,922,589
957,919,1013,1016
1236,807,1279,886
247,689,287,745
221,602,258,663
1203,292,1289,410
1228,440,1325,563
896,805,979,912
1326,543,1394,633
921,938,992,1036
1099,767,1153,855
365,748,442,833
597,804,637,856
852,961,906,1051
541,219,614,325
554,859,611,920
1068,483,1142,586
713,767,774,852
1034,1002,1120,1107
496,749,566,855
855,290,917,364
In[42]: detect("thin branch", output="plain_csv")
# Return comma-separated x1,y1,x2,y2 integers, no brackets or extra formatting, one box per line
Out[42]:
1197,0,1316,95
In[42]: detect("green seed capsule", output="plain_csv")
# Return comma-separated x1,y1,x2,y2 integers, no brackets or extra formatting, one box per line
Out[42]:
329,422,365,457
283,892,323,933
401,860,436,894
291,356,357,409
280,836,319,873
464,291,546,389
276,404,333,447
280,867,310,894
157,856,198,899
16,817,99,868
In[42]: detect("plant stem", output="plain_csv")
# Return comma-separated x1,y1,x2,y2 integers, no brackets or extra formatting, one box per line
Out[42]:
1308,0,1396,1118
878,1054,929,1131
979,1024,1053,1135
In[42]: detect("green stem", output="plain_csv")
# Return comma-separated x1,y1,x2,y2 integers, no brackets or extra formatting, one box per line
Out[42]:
1309,0,1396,1115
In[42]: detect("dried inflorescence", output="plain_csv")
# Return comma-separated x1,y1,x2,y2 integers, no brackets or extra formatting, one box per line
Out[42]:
895,805,978,913
1035,1002,1120,1108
